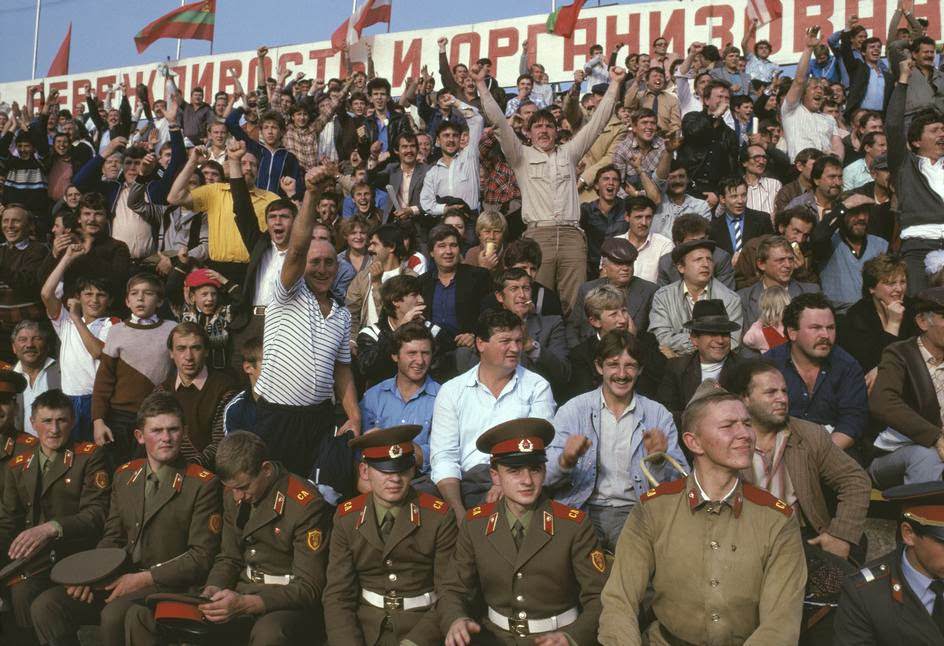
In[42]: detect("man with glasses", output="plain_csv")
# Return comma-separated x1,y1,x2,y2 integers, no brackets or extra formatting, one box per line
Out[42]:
742,144,783,217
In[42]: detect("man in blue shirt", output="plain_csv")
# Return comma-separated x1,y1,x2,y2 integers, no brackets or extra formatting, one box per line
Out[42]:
764,292,868,452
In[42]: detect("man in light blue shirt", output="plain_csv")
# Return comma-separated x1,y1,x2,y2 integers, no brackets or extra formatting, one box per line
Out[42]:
419,99,484,217
429,309,556,519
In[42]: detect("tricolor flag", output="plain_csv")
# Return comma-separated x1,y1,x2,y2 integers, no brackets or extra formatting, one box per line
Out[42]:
746,0,783,27
47,23,72,77
134,0,216,54
331,0,392,50
547,0,587,38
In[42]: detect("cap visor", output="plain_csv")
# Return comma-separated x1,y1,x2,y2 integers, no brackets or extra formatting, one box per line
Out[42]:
493,452,548,468
365,456,416,474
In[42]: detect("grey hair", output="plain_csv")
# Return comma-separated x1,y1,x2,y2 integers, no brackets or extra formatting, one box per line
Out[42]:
10,320,51,345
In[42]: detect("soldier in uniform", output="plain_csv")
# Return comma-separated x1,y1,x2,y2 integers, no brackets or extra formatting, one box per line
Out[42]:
598,383,807,645
126,430,333,645
833,482,944,645
439,418,608,646
324,425,457,645
0,389,110,646
0,370,37,501
30,392,222,646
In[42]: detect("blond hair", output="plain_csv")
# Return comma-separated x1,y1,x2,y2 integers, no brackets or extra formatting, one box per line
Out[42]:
475,210,507,235
759,285,791,327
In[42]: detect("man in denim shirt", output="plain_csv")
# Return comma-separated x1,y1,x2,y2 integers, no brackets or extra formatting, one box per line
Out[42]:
547,330,688,551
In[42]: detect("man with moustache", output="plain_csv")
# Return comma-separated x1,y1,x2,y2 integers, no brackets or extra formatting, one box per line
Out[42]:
324,425,457,645
765,293,868,452
812,193,888,312
786,155,845,223
438,418,608,646
651,163,712,239
598,384,806,645
0,390,110,646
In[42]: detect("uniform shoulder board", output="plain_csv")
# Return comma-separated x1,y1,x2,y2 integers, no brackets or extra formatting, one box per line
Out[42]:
185,463,216,481
337,493,367,517
551,500,586,523
9,452,30,469
742,483,793,517
418,493,449,515
17,434,37,446
115,458,146,475
286,476,316,506
465,502,496,521
641,477,687,503
853,562,891,587
76,442,98,454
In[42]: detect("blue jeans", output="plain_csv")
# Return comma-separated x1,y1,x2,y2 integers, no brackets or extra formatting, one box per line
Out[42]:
69,394,93,443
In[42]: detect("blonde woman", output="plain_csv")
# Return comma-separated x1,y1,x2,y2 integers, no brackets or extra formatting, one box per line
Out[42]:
742,285,790,353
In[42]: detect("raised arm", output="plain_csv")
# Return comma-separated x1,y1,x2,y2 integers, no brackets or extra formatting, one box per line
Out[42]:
474,64,524,165
741,19,758,57
167,146,205,210
280,164,335,289
784,29,820,108
887,59,912,172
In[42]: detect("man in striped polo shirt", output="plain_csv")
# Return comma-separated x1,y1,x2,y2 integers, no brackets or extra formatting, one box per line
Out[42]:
252,164,360,498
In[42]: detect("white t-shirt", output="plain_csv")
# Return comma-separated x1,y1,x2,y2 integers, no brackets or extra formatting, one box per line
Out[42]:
51,310,117,396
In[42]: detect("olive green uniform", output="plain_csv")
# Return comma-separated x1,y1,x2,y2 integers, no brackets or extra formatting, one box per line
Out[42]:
323,489,457,646
438,495,608,645
598,474,807,645
30,457,222,646
0,441,110,633
0,431,36,502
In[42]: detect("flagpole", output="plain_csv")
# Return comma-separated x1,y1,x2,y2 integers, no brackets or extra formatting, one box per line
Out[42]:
175,0,184,60
30,0,41,79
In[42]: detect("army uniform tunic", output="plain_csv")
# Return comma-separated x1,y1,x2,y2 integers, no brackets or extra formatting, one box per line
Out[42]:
0,441,110,627
323,489,457,646
598,474,807,646
0,431,36,502
30,457,222,646
833,549,944,645
438,494,608,645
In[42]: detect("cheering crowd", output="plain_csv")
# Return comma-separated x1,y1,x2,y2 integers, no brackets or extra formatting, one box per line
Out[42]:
0,2,944,644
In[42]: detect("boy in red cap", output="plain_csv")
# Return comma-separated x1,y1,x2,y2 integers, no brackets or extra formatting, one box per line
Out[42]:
171,267,241,370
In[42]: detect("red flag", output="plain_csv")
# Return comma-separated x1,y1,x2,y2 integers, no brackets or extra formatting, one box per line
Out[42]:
547,0,587,38
134,0,216,55
332,0,392,50
47,23,71,77
746,0,783,27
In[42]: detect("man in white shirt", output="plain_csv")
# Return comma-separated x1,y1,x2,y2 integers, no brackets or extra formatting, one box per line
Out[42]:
617,196,673,283
419,100,484,218
11,321,61,436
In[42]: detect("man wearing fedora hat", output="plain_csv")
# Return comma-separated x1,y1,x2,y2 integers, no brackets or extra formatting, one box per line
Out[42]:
656,298,743,423
649,238,743,357
323,425,456,645
439,418,607,645
833,481,944,644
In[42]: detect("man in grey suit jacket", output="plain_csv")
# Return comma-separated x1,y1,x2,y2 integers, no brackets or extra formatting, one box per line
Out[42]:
365,133,430,225
650,239,744,356
738,235,820,333
569,238,657,346
456,268,570,394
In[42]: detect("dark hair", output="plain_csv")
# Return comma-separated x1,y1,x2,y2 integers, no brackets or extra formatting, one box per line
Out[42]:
135,391,184,432
201,160,224,179
371,223,407,261
908,109,944,152
860,36,882,52
856,110,881,129
473,308,523,342
861,131,886,150
719,176,747,196
74,275,112,299
380,274,423,315
913,35,936,51
436,120,462,137
702,79,730,102
775,206,816,230
728,358,782,397
782,292,835,330
259,110,285,130
494,267,532,293
391,320,434,354
288,103,309,116
265,198,298,218
215,431,268,480
318,191,342,207
795,148,825,167
645,67,665,80
428,224,461,248
861,254,907,299
367,77,392,95
671,213,710,245
167,321,210,350
350,91,368,104
732,95,753,110
516,73,534,85
811,155,843,181
527,108,558,130
503,238,542,269
241,336,263,364
594,329,644,367
593,163,621,186
631,108,657,124
31,388,73,418
754,39,772,54
395,133,418,149
626,196,656,214
126,272,165,300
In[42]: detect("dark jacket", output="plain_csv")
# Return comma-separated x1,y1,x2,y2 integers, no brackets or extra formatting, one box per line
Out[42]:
708,208,775,256
657,352,741,425
838,297,917,374
366,160,430,223
228,176,271,332
568,276,658,347
41,235,131,302
420,264,491,336
677,111,738,198
870,337,942,447
839,32,894,120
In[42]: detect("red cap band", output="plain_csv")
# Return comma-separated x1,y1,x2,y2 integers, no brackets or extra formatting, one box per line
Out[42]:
362,443,414,460
154,601,204,623
491,436,545,456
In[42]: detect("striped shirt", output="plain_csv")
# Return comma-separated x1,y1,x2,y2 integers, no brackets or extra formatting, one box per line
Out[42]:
781,99,839,162
746,176,782,216
254,277,352,406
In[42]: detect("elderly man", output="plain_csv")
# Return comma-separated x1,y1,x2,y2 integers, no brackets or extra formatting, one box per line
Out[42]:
650,239,743,357
599,383,806,645
657,300,742,423
12,321,61,437
738,236,821,333
656,214,736,289
477,62,626,313
549,330,688,551
0,206,48,360
429,309,555,519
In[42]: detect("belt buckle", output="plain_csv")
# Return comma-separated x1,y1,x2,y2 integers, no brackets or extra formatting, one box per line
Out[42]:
249,569,264,584
510,618,529,637
383,593,403,611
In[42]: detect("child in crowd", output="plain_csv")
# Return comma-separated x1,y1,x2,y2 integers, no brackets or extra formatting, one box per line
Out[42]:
225,108,302,198
742,285,790,353
41,243,118,441
170,267,240,370
223,335,261,436
91,273,177,465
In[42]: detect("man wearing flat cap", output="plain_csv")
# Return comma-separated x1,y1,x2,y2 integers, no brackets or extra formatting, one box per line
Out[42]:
869,287,944,487
833,481,944,644
656,299,743,424
323,425,457,645
439,418,608,645
649,238,743,357
569,237,657,346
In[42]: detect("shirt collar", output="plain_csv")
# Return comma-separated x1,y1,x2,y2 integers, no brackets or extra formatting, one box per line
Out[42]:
723,209,743,222
600,391,636,420
917,336,944,368
690,471,742,516
130,314,160,325
6,239,29,250
176,366,209,391
900,546,934,605
13,356,56,379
